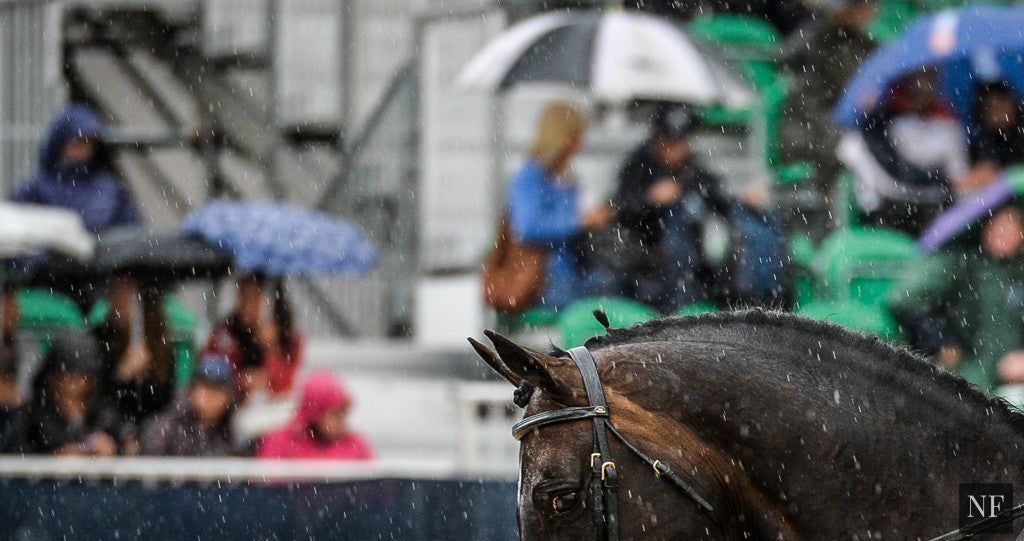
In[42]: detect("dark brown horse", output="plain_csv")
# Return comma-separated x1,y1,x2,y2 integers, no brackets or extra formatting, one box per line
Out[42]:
470,310,1024,540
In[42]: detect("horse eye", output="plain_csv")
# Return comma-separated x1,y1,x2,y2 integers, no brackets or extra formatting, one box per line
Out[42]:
551,492,579,515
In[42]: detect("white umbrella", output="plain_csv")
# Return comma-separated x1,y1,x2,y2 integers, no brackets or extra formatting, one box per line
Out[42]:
0,202,95,260
456,9,756,107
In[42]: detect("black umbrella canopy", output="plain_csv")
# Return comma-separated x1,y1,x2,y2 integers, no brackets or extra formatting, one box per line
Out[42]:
11,229,232,291
94,229,232,281
499,11,599,89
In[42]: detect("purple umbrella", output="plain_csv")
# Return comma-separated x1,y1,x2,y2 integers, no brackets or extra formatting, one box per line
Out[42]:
918,177,1012,252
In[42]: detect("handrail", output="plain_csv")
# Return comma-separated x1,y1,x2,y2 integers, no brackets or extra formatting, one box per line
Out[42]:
0,456,517,482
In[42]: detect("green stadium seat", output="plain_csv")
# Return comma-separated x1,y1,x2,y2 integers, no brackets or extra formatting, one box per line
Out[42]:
814,227,919,306
673,302,718,317
496,306,560,333
14,288,86,360
688,14,781,59
788,234,819,310
868,0,918,43
16,288,85,330
557,297,658,348
797,299,900,340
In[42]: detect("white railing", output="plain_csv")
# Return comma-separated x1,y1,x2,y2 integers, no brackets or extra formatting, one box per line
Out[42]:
0,456,517,482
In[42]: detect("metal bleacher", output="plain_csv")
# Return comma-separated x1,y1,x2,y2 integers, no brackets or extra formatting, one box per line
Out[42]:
60,5,404,338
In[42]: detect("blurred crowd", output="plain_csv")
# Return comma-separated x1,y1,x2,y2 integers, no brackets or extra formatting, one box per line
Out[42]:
0,104,373,460
5,0,1024,459
488,0,1024,401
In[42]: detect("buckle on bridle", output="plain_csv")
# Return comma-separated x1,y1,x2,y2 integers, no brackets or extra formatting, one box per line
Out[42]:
601,461,617,481
590,453,602,468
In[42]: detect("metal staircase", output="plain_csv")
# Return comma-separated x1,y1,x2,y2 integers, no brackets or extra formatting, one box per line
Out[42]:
60,5,399,337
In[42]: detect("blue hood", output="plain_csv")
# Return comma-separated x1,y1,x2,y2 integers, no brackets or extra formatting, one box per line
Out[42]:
38,104,104,174
10,103,139,233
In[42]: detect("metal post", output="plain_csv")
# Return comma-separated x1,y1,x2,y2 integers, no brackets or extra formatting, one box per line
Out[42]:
339,0,353,148
196,3,224,327
265,0,280,199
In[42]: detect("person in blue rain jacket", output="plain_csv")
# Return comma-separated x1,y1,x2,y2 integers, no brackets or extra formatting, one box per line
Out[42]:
11,103,139,233
506,101,614,310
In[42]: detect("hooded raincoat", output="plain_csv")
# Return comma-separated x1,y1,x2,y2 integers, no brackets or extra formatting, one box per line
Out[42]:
23,332,119,454
887,209,1024,390
11,104,138,233
256,371,373,460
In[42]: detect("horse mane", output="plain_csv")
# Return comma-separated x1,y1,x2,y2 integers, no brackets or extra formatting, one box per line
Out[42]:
585,309,1024,434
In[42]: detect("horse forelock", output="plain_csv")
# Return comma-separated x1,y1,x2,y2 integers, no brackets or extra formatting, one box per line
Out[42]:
585,309,1024,438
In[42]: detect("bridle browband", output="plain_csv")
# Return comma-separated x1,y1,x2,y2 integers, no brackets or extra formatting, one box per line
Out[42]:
511,346,719,540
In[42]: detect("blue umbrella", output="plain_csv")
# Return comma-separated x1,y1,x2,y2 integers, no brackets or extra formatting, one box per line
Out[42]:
181,200,377,277
834,6,1024,129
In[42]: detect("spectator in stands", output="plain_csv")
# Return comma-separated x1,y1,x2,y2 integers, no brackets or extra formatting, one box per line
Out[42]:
780,0,877,195
0,284,26,453
969,82,1024,174
887,202,1024,391
23,331,118,456
93,274,175,453
256,370,373,460
140,354,239,457
11,104,139,233
203,274,303,402
504,101,615,310
837,69,978,236
993,351,1024,410
0,356,24,454
612,103,789,312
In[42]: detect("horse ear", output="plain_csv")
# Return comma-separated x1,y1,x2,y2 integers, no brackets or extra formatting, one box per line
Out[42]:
468,336,523,387
483,330,577,401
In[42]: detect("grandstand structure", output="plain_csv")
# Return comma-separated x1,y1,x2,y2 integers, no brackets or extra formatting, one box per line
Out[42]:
0,0,776,340
0,0,949,464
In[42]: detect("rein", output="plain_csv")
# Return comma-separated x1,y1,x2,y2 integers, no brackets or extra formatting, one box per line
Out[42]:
928,503,1024,541
511,346,719,540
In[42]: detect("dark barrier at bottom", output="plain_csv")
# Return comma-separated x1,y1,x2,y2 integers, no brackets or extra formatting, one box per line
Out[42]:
0,478,518,540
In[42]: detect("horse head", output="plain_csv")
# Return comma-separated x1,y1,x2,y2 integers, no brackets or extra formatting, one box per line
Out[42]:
470,327,763,540
471,310,1024,539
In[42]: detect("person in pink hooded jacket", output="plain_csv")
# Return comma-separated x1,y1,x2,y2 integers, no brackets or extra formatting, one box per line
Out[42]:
256,370,374,460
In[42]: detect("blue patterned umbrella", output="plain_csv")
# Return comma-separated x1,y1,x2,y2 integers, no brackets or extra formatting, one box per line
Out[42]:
181,200,377,277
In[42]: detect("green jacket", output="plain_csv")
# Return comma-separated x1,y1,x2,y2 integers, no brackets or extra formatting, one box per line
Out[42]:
887,245,1024,390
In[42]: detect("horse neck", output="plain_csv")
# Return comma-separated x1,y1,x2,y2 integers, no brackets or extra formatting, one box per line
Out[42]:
600,335,1024,533
608,388,803,539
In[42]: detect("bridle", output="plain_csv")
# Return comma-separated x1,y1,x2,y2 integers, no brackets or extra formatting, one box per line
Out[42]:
511,345,720,540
